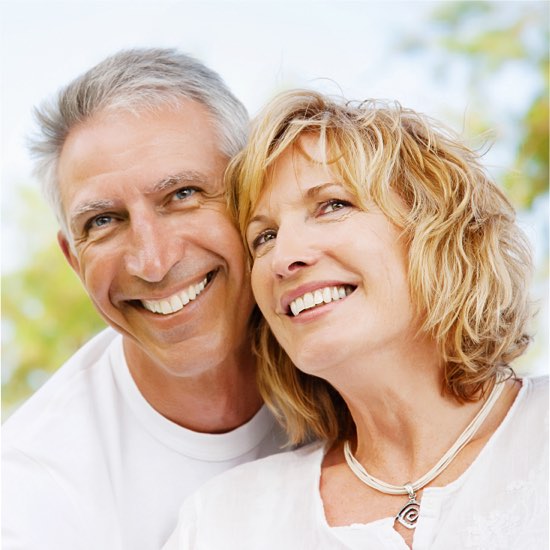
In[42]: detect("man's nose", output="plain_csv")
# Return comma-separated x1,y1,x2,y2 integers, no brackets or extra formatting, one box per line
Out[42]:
124,215,180,282
270,224,320,279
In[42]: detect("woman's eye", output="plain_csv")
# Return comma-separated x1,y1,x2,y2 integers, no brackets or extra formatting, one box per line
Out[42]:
251,230,277,251
173,187,198,201
319,199,352,215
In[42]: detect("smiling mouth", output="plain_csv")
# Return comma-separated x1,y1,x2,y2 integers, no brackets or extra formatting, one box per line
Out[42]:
139,270,216,315
288,285,355,317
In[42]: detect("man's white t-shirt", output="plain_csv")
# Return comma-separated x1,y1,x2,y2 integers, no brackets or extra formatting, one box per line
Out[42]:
164,376,548,550
2,328,287,550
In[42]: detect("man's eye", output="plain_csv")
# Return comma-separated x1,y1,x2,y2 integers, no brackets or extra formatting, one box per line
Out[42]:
87,215,113,230
251,230,277,251
173,187,198,201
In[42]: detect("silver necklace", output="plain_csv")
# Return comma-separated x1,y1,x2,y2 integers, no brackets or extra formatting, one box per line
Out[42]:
343,378,505,530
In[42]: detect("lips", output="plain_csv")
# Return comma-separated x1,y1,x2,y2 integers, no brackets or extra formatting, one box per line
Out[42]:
286,284,355,317
140,271,215,315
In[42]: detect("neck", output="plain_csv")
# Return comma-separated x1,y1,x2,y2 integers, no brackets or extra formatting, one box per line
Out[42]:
327,336,484,483
123,339,263,433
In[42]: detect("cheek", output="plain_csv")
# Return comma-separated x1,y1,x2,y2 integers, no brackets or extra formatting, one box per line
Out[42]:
250,264,273,315
203,212,248,276
77,251,117,305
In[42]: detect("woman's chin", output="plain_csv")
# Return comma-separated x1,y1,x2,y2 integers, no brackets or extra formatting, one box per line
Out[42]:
289,346,343,379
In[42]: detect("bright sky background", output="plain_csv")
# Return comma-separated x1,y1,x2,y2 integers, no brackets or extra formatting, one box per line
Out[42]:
1,1,547,376
1,1,444,185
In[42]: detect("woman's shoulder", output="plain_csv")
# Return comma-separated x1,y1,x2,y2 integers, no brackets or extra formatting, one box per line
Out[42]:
163,442,327,549
197,440,325,497
178,441,325,513
517,375,548,420
490,375,548,459
524,373,548,394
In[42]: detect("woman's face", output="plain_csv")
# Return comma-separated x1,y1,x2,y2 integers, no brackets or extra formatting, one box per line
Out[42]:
246,136,418,377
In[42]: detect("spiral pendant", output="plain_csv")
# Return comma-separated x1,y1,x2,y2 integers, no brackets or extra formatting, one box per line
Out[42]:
395,496,420,529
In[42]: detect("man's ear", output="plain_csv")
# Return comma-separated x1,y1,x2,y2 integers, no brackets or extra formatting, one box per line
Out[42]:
57,231,80,274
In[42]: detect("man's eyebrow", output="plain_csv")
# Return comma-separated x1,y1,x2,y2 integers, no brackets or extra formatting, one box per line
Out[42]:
68,171,211,231
148,171,208,194
70,200,116,231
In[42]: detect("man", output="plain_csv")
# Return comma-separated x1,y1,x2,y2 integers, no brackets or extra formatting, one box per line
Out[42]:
2,48,286,550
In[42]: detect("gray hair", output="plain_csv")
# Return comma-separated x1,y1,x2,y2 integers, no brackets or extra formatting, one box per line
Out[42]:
29,48,249,240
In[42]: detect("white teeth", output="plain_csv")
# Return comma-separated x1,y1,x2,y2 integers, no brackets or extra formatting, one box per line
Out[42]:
170,295,183,310
288,285,354,317
142,276,208,315
314,290,323,305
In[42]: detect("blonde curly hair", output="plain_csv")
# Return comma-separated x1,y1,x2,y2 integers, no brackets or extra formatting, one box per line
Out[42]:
227,90,533,445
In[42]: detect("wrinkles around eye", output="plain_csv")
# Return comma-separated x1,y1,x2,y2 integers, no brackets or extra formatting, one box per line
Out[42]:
84,214,115,233
173,187,198,201
251,230,276,251
317,199,353,216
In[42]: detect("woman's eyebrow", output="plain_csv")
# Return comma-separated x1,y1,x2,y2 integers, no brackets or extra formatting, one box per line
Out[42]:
247,182,343,227
304,181,342,199
247,214,270,227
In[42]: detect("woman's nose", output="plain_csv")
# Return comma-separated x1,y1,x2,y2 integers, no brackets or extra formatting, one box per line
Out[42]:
270,225,319,279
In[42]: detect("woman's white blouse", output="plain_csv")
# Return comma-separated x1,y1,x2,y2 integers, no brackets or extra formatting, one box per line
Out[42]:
163,376,548,550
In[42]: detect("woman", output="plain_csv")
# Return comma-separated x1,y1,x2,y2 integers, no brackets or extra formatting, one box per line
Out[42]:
163,91,548,549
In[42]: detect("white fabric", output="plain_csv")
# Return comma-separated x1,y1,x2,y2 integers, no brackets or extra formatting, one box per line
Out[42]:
2,328,287,550
164,376,548,550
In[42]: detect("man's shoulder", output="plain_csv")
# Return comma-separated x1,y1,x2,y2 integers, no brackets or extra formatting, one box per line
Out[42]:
2,327,120,450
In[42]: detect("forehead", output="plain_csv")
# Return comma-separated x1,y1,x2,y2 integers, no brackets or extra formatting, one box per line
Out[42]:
253,136,337,210
57,101,225,213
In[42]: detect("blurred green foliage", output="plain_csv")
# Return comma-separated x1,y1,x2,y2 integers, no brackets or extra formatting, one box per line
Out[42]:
2,192,106,417
2,243,106,415
403,1,549,208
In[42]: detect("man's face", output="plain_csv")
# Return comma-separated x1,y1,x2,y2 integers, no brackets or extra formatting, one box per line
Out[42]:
57,101,255,377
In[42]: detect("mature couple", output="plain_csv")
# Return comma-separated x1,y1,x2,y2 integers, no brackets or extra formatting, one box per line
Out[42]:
3,48,547,550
